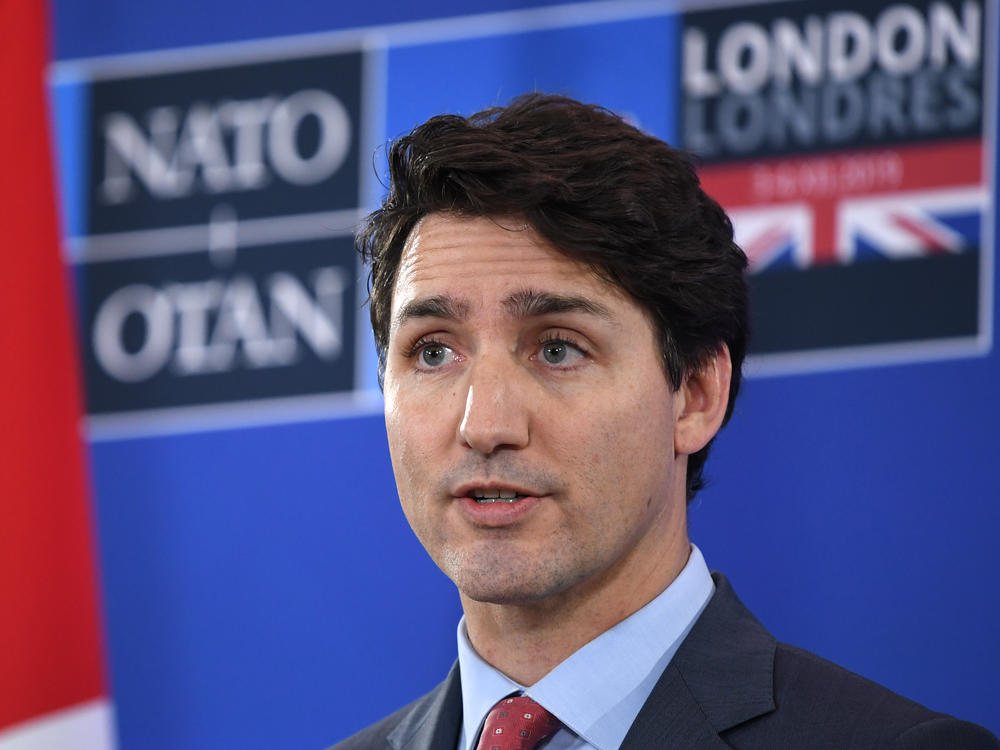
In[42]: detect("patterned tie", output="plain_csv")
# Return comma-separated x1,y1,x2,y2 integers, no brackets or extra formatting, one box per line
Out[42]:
475,695,561,750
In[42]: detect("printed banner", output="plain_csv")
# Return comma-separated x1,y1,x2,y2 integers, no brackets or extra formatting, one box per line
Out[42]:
55,45,371,423
680,0,993,365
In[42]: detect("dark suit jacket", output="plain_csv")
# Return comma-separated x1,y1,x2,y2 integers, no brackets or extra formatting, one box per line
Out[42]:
330,574,999,749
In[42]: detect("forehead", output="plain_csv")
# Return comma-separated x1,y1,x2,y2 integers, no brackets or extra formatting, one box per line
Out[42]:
392,213,614,311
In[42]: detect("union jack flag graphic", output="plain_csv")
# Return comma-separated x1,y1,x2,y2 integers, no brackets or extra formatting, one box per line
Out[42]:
727,203,812,272
695,137,988,357
838,186,987,263
700,138,986,274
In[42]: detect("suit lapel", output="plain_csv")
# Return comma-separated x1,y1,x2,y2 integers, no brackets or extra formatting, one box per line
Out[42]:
388,662,463,750
620,662,732,749
622,573,777,749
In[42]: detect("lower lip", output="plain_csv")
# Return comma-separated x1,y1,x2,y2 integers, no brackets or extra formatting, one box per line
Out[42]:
458,495,542,526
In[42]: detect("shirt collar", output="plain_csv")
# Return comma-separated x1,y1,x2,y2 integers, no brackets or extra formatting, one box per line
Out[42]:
456,544,714,750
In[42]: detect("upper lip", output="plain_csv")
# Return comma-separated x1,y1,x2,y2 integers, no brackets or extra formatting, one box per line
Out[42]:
452,481,542,498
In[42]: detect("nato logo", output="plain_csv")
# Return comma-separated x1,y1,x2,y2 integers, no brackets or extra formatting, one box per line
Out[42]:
54,44,375,425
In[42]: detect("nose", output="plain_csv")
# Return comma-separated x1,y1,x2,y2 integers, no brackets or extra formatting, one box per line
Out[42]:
458,357,530,455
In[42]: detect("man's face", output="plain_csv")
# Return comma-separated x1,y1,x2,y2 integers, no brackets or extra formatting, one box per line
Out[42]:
382,213,691,609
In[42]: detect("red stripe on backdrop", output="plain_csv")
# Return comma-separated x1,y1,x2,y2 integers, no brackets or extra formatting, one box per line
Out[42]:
0,0,108,733
698,139,984,207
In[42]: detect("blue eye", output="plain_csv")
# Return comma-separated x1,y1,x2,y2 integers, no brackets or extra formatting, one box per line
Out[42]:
538,337,586,366
542,341,570,364
419,343,453,368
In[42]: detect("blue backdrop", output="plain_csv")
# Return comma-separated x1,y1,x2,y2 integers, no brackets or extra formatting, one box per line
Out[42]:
50,1,999,748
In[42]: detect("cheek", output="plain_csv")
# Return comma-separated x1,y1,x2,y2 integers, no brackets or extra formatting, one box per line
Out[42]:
571,383,673,499
385,393,451,500
550,406,633,498
384,403,420,492
594,381,662,451
387,428,433,536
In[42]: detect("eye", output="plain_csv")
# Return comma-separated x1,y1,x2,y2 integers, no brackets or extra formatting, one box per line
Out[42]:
415,341,456,369
536,336,587,367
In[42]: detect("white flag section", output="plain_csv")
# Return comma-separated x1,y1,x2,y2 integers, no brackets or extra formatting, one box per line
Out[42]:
0,701,114,750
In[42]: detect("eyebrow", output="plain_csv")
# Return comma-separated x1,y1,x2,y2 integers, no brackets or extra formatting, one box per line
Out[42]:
393,288,614,332
393,294,472,331
502,289,614,321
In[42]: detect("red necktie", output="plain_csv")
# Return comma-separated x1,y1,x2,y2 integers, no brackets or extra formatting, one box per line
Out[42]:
475,695,561,750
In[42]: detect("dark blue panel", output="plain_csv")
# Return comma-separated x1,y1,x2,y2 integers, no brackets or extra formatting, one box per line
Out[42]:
76,236,359,413
84,50,363,234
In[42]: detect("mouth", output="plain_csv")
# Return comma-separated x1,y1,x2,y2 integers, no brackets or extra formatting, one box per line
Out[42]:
470,489,528,504
454,481,538,501
453,483,543,525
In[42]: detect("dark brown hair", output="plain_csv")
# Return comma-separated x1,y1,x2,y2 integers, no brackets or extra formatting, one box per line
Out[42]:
357,93,749,501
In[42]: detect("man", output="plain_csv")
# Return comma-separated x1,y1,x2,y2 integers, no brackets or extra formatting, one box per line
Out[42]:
332,94,998,750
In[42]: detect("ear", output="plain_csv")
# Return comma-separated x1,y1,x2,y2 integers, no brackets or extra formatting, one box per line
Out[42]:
674,344,733,457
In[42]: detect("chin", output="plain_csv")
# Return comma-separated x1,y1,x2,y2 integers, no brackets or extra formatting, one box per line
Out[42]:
459,584,545,606
449,562,580,607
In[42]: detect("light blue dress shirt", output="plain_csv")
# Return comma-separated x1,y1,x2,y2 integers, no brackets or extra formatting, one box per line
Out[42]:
455,544,715,750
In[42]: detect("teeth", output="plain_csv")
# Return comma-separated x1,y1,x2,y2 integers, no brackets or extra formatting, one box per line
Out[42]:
476,489,517,499
472,489,525,503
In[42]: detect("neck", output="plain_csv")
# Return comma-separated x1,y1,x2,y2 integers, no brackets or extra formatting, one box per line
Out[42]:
460,524,691,686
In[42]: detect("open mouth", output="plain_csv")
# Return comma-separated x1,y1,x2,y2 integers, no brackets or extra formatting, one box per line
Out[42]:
471,490,528,504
